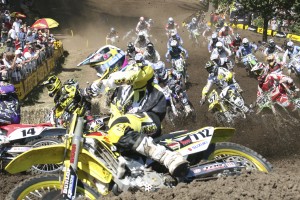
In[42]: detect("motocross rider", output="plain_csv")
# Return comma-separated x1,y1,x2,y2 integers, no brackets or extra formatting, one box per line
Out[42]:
266,54,284,74
136,16,151,35
263,39,283,57
208,33,222,53
167,30,183,48
126,42,141,61
210,41,232,70
187,17,199,39
165,17,179,37
200,61,246,114
229,33,242,62
106,27,119,44
282,41,300,65
165,40,188,63
236,38,257,65
143,42,160,63
218,23,234,38
134,32,150,50
0,69,20,125
255,72,299,110
90,59,189,177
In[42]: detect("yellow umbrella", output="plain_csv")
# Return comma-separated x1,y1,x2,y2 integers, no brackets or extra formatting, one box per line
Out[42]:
10,12,26,18
31,18,59,29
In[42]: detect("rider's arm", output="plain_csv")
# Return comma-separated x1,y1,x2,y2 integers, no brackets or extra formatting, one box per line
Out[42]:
165,50,170,60
282,50,289,64
201,78,213,100
180,46,188,58
155,51,161,61
135,22,141,32
263,48,269,57
275,45,283,52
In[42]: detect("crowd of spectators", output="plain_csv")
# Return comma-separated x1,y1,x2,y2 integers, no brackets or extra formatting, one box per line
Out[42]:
0,3,58,83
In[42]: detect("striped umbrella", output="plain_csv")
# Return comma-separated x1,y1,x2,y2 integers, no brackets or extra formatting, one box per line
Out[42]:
31,18,59,29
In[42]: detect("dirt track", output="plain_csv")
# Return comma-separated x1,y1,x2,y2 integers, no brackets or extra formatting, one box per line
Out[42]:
1,1,300,199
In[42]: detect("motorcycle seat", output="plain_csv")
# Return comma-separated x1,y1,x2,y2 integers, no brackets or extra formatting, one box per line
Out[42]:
154,130,188,143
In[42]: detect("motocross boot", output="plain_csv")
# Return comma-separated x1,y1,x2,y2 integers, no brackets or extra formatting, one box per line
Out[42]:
134,136,189,177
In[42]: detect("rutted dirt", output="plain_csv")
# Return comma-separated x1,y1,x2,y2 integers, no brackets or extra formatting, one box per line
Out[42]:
1,1,300,199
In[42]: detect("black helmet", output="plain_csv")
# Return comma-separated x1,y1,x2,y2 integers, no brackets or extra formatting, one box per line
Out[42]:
146,42,154,53
127,42,135,53
268,39,275,48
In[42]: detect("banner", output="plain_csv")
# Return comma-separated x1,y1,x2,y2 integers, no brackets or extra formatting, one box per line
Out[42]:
16,46,64,100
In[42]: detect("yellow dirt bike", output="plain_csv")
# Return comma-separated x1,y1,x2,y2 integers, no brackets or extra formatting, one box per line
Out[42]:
207,86,250,126
5,111,272,199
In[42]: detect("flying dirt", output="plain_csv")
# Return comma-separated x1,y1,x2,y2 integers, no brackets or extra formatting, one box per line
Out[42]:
1,0,300,199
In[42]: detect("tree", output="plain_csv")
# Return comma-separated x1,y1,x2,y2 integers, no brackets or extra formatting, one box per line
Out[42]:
238,0,296,41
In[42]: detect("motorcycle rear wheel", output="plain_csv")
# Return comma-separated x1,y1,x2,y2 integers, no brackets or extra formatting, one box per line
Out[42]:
6,174,100,200
27,137,63,174
208,142,272,173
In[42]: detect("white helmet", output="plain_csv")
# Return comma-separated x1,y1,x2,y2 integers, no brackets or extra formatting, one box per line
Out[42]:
242,38,249,44
192,17,197,23
168,17,174,23
287,41,294,51
170,40,178,47
171,30,177,37
139,16,145,21
216,41,223,48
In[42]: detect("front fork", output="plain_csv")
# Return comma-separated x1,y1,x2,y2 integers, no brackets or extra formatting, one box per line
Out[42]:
62,116,84,199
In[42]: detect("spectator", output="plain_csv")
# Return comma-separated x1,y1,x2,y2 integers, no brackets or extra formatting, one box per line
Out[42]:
12,18,21,33
17,27,26,50
5,38,14,52
270,18,277,37
14,37,21,51
8,25,16,40
14,49,25,65
0,22,8,47
3,52,16,69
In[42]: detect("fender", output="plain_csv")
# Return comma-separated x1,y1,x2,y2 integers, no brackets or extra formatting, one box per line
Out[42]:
5,144,113,185
211,127,235,143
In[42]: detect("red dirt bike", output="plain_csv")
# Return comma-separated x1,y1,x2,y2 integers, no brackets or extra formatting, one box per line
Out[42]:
0,122,66,174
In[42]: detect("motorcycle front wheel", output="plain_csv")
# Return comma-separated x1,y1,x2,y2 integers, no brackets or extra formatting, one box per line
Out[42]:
6,174,100,200
213,111,232,127
208,142,272,173
27,137,63,174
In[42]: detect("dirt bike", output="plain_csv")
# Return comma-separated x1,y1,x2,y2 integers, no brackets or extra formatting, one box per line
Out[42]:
0,122,66,174
190,29,201,47
172,57,188,89
166,28,177,38
5,105,272,199
256,83,300,114
207,85,250,126
163,85,195,127
287,55,300,77
241,54,259,76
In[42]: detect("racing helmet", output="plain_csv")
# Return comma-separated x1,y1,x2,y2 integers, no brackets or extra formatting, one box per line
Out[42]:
154,61,168,82
192,17,197,23
212,33,218,42
268,39,275,48
138,32,145,40
146,42,155,54
216,41,223,52
57,83,79,114
266,54,275,66
135,53,145,63
127,42,135,53
287,41,294,51
205,61,217,74
235,33,241,41
168,17,174,24
170,40,178,48
42,75,62,97
139,16,145,22
224,23,229,30
171,30,177,38
242,38,249,47
63,79,79,89
110,27,115,32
